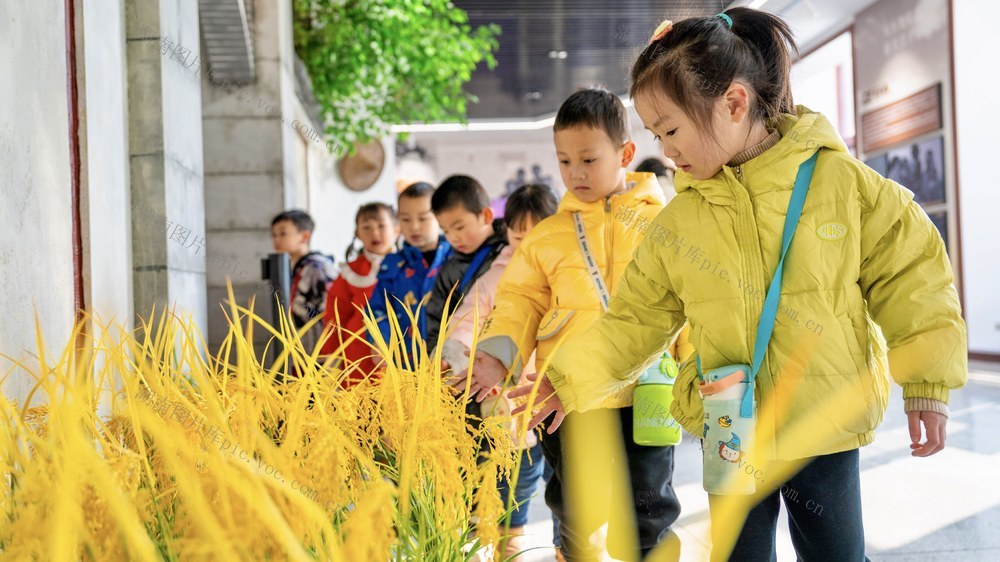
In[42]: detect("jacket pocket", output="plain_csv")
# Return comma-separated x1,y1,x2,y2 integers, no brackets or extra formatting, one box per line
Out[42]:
536,309,576,341
838,314,866,372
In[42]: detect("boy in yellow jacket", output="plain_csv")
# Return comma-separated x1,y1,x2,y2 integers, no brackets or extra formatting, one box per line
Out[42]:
465,88,693,561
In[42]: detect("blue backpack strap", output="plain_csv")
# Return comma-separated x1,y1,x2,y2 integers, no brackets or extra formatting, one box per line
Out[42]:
458,244,495,295
743,151,820,418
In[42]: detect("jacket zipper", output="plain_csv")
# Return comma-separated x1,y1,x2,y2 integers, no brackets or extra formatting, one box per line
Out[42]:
732,164,776,456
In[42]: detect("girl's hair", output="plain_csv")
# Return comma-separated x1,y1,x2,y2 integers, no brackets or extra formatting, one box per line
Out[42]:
630,8,798,131
504,184,559,231
345,202,397,262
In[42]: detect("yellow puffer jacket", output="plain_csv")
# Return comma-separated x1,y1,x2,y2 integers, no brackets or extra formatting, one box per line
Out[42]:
545,108,967,460
478,172,694,409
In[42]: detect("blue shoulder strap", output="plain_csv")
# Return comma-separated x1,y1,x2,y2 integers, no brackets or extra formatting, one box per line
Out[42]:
458,244,495,295
740,150,819,417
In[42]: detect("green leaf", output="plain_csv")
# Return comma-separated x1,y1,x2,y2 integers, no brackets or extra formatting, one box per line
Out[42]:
292,0,500,152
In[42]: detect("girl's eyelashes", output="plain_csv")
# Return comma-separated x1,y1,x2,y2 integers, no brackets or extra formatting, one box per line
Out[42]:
653,129,677,142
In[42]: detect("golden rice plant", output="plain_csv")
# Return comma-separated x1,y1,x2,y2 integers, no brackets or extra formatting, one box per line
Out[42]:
0,288,518,561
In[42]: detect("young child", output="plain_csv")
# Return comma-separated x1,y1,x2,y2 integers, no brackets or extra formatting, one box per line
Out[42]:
321,203,400,387
446,184,559,560
425,175,506,351
369,182,452,365
468,88,694,560
514,9,967,561
270,210,337,350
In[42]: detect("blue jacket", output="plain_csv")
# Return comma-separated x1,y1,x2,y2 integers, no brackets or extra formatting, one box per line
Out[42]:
369,237,452,355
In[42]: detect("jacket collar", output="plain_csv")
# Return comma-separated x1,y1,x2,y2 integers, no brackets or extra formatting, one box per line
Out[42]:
557,171,666,214
673,107,849,206
402,236,451,267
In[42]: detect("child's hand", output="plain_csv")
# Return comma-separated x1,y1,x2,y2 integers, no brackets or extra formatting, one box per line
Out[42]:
509,372,566,434
451,351,507,403
908,410,947,457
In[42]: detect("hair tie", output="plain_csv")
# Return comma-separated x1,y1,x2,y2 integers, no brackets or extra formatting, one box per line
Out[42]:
649,20,673,43
716,13,733,29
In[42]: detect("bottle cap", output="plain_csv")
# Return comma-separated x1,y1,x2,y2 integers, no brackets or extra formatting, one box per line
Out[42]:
638,353,678,385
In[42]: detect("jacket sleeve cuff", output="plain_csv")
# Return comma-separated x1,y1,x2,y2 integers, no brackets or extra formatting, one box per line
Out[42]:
902,382,950,403
545,365,581,412
904,397,949,417
476,336,524,382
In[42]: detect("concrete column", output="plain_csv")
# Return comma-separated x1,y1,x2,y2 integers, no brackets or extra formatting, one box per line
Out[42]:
202,0,294,350
79,0,134,337
125,0,207,334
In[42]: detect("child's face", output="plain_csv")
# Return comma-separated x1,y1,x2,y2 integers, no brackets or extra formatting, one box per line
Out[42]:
634,86,756,181
271,220,310,255
506,217,537,253
554,125,635,203
397,195,440,251
356,210,399,256
435,205,494,255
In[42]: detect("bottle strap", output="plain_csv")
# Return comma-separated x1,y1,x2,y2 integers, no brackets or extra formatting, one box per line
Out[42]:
573,211,611,311
741,150,820,417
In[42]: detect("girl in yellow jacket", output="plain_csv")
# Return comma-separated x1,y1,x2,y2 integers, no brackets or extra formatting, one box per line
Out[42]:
511,8,967,562
467,88,694,561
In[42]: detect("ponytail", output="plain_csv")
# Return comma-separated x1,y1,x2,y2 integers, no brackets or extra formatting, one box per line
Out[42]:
630,7,798,130
726,7,798,120
344,236,360,263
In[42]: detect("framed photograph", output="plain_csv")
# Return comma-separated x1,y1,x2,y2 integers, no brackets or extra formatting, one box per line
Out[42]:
864,153,888,177
884,135,946,205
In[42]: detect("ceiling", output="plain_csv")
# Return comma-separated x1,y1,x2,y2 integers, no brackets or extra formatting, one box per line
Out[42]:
453,0,880,120
455,0,728,119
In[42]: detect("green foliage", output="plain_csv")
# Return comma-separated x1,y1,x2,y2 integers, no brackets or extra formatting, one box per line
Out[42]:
292,0,501,152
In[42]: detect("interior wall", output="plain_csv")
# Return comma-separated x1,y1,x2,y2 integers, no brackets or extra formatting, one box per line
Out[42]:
0,1,76,403
953,0,1000,356
304,136,398,263
791,31,856,147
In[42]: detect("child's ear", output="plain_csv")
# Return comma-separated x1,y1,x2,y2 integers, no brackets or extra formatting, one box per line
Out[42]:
620,140,637,168
481,207,495,224
301,229,313,246
724,82,752,124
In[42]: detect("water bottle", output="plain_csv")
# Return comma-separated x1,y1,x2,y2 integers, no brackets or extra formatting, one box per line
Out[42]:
632,353,682,446
699,364,757,495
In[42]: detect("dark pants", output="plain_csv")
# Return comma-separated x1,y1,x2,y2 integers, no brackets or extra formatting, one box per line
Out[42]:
708,448,868,562
542,460,562,547
540,407,681,561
